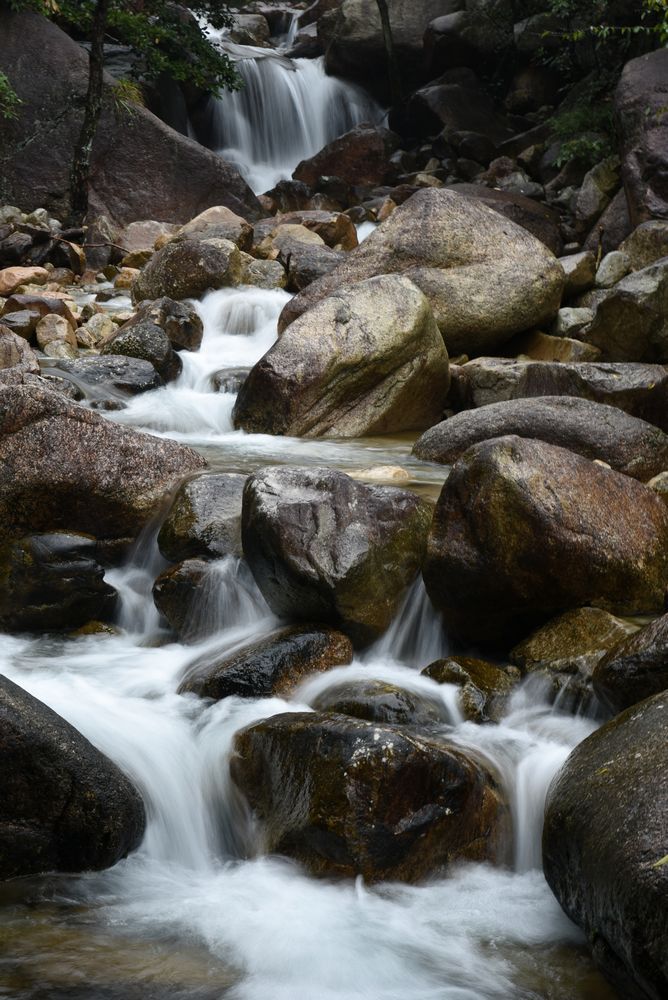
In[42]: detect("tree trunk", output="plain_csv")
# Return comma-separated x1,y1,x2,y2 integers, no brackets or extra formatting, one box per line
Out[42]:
69,0,111,225
375,0,402,106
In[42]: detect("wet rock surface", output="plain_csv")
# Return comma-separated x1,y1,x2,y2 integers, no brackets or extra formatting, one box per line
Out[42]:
158,474,247,563
0,674,145,879
422,657,519,723
593,612,668,714
543,693,668,999
231,711,509,882
310,679,450,726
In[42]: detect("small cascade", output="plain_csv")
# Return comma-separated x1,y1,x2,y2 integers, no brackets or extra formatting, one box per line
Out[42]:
204,54,382,193
367,577,449,668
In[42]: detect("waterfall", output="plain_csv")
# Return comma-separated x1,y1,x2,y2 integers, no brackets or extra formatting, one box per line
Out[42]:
205,54,383,193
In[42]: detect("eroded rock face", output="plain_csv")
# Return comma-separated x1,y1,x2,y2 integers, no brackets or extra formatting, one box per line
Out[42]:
593,613,668,714
178,625,353,700
423,436,668,645
278,189,564,357
231,711,509,881
158,473,247,562
615,48,668,225
0,675,145,879
413,396,668,481
449,358,668,431
543,693,668,1000
242,466,432,646
0,384,205,544
233,275,450,438
0,533,117,632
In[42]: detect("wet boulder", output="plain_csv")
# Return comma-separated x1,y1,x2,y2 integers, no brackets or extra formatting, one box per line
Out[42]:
293,125,400,189
0,384,206,544
310,679,450,727
543,693,668,999
231,711,509,881
101,319,182,383
241,466,432,647
234,275,449,438
178,625,353,700
450,357,668,432
423,436,668,646
278,189,564,357
0,533,117,632
131,238,243,303
51,356,164,398
615,48,668,225
593,612,668,714
130,297,203,352
511,608,637,680
422,657,519,723
152,558,209,639
413,396,668,482
0,674,145,879
158,473,246,562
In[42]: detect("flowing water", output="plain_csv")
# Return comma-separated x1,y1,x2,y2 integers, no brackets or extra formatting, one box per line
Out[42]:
0,289,616,999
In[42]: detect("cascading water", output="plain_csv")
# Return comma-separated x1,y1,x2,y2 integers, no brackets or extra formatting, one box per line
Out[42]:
203,53,383,193
0,288,616,999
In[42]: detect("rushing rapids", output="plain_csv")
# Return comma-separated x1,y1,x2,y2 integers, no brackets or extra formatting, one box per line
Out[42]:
0,291,615,1000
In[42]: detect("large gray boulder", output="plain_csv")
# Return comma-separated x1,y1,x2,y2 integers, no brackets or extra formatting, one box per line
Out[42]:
0,384,205,544
0,675,145,879
423,435,668,645
231,711,509,881
157,473,246,562
543,693,668,999
131,238,244,303
278,189,564,357
0,10,264,225
233,275,450,438
615,48,668,225
449,357,668,431
242,466,432,646
413,396,668,481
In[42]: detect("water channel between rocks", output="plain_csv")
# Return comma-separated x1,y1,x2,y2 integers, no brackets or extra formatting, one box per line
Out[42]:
0,286,616,1000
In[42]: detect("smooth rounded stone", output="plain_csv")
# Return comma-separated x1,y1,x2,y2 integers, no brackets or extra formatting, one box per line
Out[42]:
293,125,400,188
310,679,450,726
234,275,449,438
511,608,637,680
554,307,593,337
0,532,117,632
580,259,668,362
422,655,519,723
278,189,564,357
177,206,253,252
178,624,353,700
276,236,345,292
543,693,668,999
52,356,163,396
0,674,145,879
620,220,668,271
152,558,209,639
131,297,203,352
253,210,358,251
241,466,432,647
423,435,668,646
595,250,631,289
102,319,181,383
559,251,597,297
1,292,77,328
212,367,249,394
35,312,77,351
0,265,48,296
413,396,668,482
0,325,39,373
158,473,246,562
615,47,668,224
231,711,509,882
131,238,243,303
445,183,563,255
593,612,668,714
240,257,286,290
119,219,180,255
0,384,206,544
449,357,668,431
76,311,117,349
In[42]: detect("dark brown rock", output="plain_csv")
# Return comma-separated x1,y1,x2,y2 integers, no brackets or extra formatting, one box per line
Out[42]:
293,125,400,189
0,384,205,544
0,674,145,879
152,558,209,639
130,238,243,303
543,693,668,999
241,466,432,647
593,612,668,713
422,657,519,723
310,679,450,726
231,711,509,881
423,436,668,645
511,608,637,679
178,624,353,700
253,210,358,251
413,396,668,481
0,9,263,226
